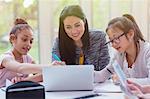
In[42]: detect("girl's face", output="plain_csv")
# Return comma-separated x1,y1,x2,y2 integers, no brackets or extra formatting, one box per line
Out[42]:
107,28,132,53
11,29,34,55
63,16,85,41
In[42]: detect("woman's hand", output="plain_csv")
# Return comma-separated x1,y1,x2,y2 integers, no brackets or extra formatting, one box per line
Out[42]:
52,61,66,65
112,73,120,85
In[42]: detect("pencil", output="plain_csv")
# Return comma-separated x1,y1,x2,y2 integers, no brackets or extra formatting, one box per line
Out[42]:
52,53,61,61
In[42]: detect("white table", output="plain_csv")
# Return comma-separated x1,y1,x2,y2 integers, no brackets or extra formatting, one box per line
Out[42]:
45,91,125,99
0,80,126,99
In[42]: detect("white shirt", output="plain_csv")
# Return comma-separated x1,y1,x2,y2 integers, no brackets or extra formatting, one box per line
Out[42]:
95,41,150,84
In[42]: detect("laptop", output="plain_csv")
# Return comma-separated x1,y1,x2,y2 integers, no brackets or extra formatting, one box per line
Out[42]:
42,65,94,91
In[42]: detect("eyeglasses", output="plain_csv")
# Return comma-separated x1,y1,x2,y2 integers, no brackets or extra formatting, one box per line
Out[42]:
105,32,126,45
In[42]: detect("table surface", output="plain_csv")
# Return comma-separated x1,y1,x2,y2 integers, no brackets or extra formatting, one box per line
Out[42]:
0,80,126,99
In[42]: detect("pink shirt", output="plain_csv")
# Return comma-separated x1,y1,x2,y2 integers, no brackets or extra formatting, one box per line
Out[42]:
0,50,33,87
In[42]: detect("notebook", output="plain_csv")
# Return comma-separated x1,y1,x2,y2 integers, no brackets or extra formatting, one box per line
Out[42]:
42,65,94,91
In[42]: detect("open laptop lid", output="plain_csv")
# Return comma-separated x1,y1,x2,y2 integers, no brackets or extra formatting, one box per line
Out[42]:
42,65,94,91
113,61,138,99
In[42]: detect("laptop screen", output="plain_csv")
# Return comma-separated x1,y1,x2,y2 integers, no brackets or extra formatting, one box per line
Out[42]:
42,65,94,91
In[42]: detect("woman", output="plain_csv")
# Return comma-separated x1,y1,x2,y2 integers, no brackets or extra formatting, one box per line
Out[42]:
94,14,150,83
52,5,110,71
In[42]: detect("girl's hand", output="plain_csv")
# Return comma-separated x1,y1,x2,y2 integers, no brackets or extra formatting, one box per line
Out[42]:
112,73,120,85
127,83,144,98
127,80,144,98
11,76,25,84
52,61,66,65
127,80,142,92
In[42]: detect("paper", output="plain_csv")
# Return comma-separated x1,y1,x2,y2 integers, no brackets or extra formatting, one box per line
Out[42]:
1,79,13,91
6,79,13,87
94,81,122,93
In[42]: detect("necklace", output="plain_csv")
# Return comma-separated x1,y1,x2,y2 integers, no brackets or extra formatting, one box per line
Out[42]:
12,51,23,63
15,57,23,62
127,42,139,68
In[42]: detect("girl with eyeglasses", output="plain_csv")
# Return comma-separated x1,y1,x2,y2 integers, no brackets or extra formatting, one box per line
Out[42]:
94,14,150,84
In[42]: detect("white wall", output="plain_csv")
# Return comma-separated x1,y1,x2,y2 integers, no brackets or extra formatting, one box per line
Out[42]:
38,0,150,63
38,0,54,64
132,0,149,40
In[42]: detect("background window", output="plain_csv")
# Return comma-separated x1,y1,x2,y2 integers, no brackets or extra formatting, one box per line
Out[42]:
0,0,149,63
0,0,39,63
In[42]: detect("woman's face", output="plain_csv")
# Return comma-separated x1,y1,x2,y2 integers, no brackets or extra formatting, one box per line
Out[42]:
63,16,85,41
107,27,131,53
